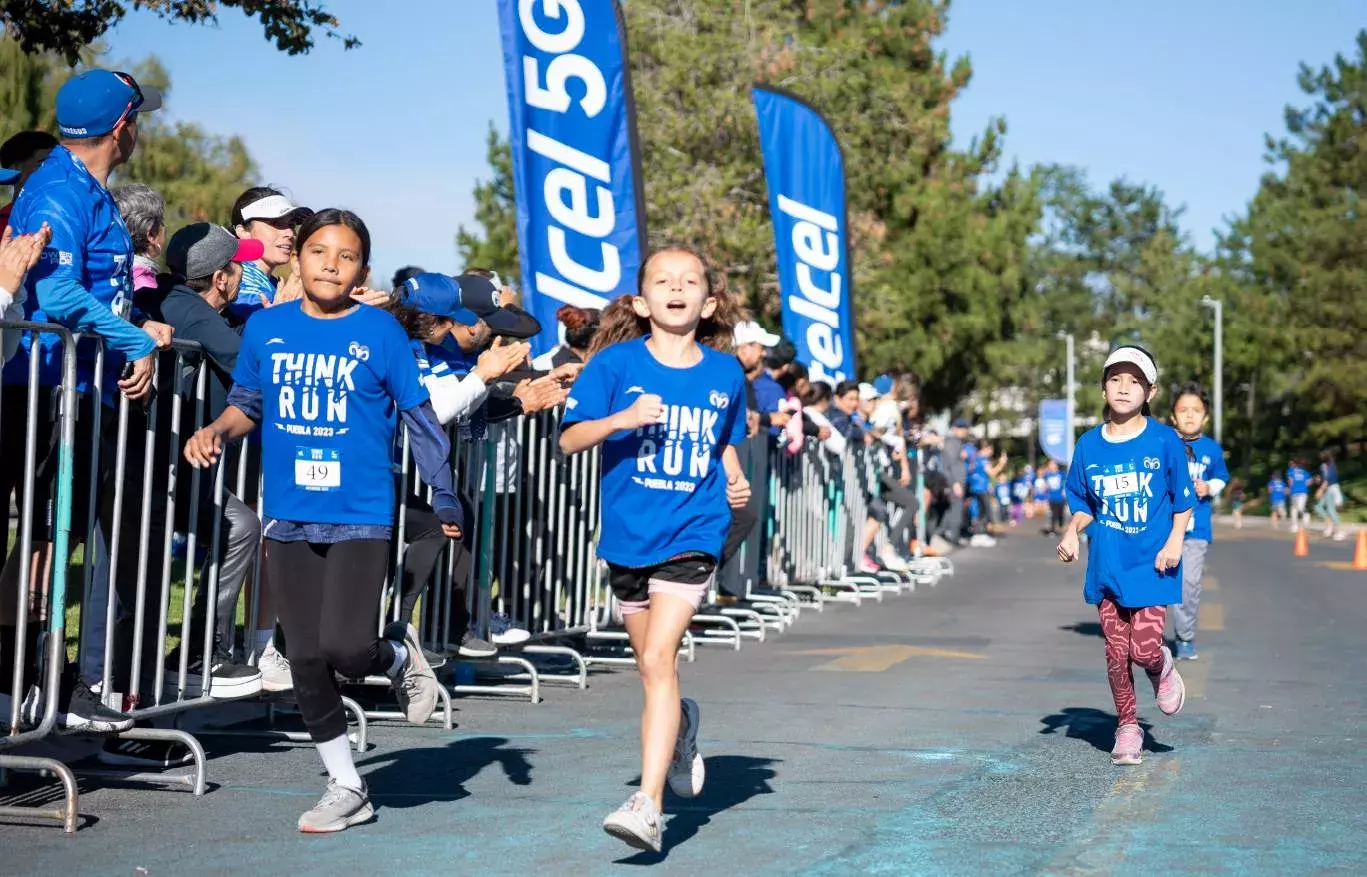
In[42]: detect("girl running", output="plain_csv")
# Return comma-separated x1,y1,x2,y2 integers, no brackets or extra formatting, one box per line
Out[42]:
1043,460,1067,537
1267,471,1288,529
1057,346,1192,765
1288,459,1311,530
184,210,462,833
559,246,750,853
1169,383,1228,661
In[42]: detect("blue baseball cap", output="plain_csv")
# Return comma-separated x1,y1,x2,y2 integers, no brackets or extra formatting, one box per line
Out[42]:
56,70,163,139
400,272,543,339
0,168,18,186
872,374,894,396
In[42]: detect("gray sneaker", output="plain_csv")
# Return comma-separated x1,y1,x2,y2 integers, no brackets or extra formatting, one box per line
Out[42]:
297,780,373,833
256,641,293,692
667,697,704,798
602,792,662,853
383,622,438,725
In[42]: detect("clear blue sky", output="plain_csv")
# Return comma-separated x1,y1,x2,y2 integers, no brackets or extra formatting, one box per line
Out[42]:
102,1,1365,285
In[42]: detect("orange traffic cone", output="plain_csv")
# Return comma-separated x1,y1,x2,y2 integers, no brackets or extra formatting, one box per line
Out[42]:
1294,527,1310,558
1352,530,1367,571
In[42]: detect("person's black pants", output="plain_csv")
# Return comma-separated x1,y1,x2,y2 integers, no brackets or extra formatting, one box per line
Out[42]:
398,493,474,643
878,476,919,557
266,538,394,743
1049,499,1067,533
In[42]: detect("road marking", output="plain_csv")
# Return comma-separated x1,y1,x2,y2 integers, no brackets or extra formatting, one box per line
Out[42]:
1044,757,1183,874
1199,603,1225,631
1205,574,1219,591
1181,656,1212,699
793,644,988,672
1317,561,1366,572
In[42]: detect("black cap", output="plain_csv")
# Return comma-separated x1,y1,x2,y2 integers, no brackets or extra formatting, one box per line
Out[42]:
764,337,798,369
454,274,542,339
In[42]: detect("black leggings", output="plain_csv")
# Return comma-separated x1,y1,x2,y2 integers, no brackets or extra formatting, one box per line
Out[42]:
397,494,474,643
266,539,395,742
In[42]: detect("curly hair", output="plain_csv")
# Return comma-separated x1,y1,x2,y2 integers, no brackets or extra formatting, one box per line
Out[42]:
588,246,740,356
557,304,601,351
381,298,446,342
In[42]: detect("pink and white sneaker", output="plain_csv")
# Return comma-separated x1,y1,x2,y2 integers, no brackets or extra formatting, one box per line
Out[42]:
1111,723,1143,765
1151,645,1186,716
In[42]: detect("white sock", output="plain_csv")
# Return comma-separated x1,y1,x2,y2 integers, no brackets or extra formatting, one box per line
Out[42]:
387,641,408,678
315,734,363,791
254,629,274,652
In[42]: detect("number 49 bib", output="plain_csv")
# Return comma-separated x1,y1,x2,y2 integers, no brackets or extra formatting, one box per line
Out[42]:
295,447,341,491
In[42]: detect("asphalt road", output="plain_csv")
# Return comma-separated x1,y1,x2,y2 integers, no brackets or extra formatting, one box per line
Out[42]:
5,524,1365,875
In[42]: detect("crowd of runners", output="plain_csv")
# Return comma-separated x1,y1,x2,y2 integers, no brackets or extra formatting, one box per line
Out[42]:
0,68,1356,845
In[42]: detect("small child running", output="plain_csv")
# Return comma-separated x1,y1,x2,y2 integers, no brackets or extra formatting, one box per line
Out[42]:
1057,346,1193,766
1169,382,1229,661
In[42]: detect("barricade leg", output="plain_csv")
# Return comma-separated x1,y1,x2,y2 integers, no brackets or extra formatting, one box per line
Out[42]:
0,755,78,832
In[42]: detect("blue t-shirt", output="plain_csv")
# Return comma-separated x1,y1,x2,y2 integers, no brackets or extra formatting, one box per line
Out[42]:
3,146,154,393
1289,465,1310,496
561,336,747,568
1268,477,1288,503
1045,471,1065,502
1066,418,1196,608
995,481,1011,506
1320,461,1338,486
232,301,428,527
1012,476,1031,502
967,457,989,494
1179,433,1229,542
228,260,278,324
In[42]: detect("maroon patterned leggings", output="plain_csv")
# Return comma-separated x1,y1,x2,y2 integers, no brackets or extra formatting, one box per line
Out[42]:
1098,597,1166,726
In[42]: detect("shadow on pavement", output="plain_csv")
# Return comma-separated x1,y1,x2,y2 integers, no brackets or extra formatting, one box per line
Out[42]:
615,755,780,864
1059,622,1104,638
356,736,535,811
1038,707,1173,755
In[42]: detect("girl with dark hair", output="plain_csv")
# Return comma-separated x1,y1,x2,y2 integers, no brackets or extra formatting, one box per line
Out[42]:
1169,382,1229,661
229,185,313,321
560,246,750,853
1057,345,1194,766
184,209,463,833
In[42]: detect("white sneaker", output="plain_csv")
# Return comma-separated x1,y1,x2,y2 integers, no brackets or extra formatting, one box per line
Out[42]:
667,697,705,798
602,792,662,853
256,641,293,692
489,612,532,646
877,549,910,572
384,622,438,725
969,534,997,547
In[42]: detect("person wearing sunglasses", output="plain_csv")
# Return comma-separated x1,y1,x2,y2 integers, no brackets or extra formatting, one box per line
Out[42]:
0,69,172,735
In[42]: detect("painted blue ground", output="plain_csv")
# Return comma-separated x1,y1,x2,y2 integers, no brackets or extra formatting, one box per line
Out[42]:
5,525,1366,875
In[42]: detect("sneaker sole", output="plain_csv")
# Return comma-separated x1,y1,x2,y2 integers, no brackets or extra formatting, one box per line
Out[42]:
1159,672,1187,717
260,677,294,692
97,751,193,769
298,802,375,834
168,676,264,700
668,698,704,798
457,646,499,658
602,820,661,853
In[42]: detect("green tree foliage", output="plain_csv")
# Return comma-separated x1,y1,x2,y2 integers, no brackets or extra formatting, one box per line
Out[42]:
1,38,257,242
1,0,357,64
455,126,519,277
1233,30,1367,452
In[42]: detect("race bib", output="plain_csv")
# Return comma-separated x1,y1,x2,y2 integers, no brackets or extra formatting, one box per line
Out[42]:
295,448,341,490
1100,466,1139,499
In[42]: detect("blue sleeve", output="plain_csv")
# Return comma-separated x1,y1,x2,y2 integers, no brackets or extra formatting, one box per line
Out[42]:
725,367,748,447
380,319,429,412
231,317,263,392
225,384,263,422
1210,443,1230,485
753,377,784,414
400,403,464,529
1064,445,1092,515
22,198,155,361
561,349,615,427
1167,433,1196,512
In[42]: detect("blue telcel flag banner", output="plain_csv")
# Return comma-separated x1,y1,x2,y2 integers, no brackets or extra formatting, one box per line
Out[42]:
752,85,856,384
1039,399,1070,464
498,0,647,356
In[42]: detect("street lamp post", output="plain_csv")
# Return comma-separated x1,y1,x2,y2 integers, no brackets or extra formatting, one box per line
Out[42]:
1057,331,1075,462
1200,296,1223,444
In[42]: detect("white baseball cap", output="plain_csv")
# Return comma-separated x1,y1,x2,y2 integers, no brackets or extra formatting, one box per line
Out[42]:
733,320,780,348
1103,346,1158,384
858,382,879,402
